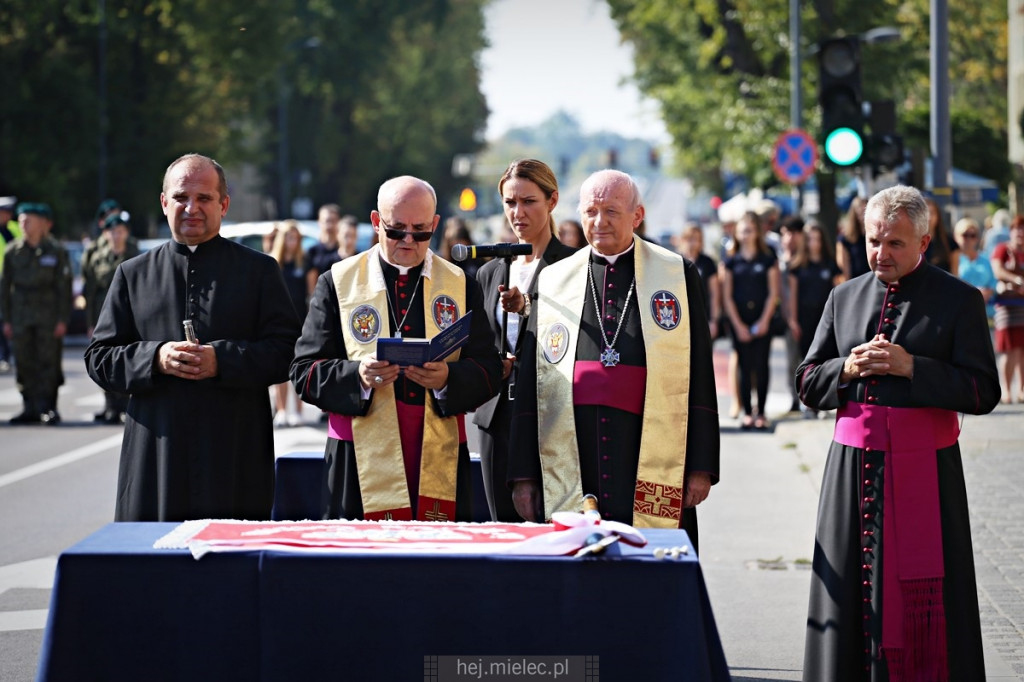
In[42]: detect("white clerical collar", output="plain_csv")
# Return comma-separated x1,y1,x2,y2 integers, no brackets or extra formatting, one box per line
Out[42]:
592,242,635,265
369,244,432,290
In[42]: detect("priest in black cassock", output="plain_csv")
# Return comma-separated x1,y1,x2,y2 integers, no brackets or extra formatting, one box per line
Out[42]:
507,170,720,551
85,154,301,521
290,176,501,522
797,185,1000,682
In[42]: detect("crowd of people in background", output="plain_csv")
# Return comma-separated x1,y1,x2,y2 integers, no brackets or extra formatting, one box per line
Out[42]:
3,170,1022,432
664,191,1020,434
4,153,1015,682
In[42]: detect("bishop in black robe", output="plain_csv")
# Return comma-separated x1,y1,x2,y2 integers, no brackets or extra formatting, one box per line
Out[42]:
85,237,301,521
508,246,720,551
291,252,501,521
797,261,1000,681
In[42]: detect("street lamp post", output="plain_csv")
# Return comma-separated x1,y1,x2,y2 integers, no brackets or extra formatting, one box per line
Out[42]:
276,37,320,219
930,0,952,211
277,65,290,219
789,0,803,213
97,0,108,204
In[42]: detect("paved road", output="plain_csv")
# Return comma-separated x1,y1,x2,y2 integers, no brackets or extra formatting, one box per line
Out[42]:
2,339,1023,681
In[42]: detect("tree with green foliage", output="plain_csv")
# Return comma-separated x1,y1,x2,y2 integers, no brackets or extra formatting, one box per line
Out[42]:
607,0,1009,196
0,0,489,235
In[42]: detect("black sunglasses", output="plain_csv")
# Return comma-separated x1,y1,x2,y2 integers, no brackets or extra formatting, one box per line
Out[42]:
380,218,433,242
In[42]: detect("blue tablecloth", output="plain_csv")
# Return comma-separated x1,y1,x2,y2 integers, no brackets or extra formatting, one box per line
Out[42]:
271,451,491,522
37,522,729,682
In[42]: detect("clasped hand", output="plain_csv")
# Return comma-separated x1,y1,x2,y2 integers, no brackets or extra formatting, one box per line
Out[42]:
158,341,217,380
842,334,914,382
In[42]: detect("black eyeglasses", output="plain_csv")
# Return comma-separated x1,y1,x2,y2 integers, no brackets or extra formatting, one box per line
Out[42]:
379,218,433,242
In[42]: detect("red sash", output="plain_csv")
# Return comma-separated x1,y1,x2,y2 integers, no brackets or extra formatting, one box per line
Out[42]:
572,361,646,415
329,408,467,520
834,402,958,681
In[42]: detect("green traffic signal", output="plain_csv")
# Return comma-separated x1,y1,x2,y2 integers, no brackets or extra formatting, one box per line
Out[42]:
824,127,864,166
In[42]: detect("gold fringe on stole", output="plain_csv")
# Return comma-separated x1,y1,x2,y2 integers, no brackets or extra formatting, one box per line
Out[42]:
536,248,591,520
332,249,465,518
534,238,691,528
415,260,464,511
632,242,690,528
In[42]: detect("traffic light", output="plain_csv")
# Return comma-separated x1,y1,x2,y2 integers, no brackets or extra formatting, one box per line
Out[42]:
867,99,904,173
870,133,904,172
818,36,865,167
458,188,477,212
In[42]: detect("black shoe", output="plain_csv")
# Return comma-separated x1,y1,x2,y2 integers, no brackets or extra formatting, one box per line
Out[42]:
103,411,124,425
94,410,109,422
9,411,42,424
40,410,61,425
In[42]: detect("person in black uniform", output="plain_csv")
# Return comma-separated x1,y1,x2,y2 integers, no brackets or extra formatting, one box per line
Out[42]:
473,159,576,521
674,221,721,340
291,176,501,521
721,210,780,430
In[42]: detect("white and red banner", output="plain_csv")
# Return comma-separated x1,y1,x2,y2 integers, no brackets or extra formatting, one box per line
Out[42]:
155,516,646,560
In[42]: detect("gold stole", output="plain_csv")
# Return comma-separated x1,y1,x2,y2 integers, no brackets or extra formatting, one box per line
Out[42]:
535,237,691,528
331,248,465,521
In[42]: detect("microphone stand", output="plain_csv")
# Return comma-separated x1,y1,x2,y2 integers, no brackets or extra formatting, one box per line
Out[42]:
500,255,514,358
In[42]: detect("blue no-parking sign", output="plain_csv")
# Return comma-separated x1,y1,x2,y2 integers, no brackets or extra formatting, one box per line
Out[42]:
772,129,818,185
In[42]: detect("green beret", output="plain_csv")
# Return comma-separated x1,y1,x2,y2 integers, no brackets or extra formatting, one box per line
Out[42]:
103,211,130,231
16,202,53,219
96,198,121,221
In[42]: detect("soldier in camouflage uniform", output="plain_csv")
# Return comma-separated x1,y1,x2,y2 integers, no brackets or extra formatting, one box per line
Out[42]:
82,212,139,423
0,196,23,373
80,199,123,308
1,203,71,424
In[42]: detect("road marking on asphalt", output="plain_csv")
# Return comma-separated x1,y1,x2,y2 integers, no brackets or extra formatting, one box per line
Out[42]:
0,609,48,631
273,426,328,457
0,434,122,490
0,557,58,632
0,557,57,591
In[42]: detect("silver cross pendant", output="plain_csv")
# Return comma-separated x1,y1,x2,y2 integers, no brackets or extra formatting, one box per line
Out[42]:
600,347,620,367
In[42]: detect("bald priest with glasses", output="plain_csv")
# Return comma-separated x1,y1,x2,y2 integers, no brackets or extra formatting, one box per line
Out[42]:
291,176,502,521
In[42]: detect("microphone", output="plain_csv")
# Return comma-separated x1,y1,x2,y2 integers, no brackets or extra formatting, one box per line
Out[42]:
451,242,533,261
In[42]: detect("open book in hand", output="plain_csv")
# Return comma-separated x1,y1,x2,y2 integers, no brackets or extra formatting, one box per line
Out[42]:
376,311,473,367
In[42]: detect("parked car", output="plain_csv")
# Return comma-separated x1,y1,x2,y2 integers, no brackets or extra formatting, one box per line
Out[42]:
219,220,375,255
138,238,168,252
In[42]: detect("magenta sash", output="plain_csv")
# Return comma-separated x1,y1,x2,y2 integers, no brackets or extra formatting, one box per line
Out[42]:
834,402,959,681
329,407,467,515
572,361,646,415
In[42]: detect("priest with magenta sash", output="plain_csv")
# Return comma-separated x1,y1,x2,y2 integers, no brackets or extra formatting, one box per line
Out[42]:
797,185,1000,681
508,170,720,551
291,176,501,521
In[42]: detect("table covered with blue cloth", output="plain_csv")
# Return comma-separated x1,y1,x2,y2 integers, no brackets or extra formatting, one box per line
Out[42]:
36,522,729,682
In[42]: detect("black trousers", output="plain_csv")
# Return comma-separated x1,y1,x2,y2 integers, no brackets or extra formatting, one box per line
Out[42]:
735,335,771,416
